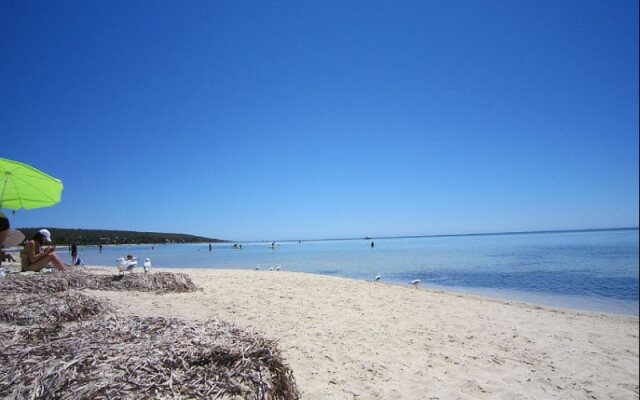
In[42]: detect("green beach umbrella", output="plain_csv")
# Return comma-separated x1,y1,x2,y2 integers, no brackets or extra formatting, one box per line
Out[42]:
0,158,63,210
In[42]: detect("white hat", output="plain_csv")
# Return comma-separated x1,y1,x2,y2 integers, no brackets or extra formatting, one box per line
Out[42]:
39,229,52,242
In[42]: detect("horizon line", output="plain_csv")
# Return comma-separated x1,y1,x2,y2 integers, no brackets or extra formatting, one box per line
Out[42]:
267,226,639,243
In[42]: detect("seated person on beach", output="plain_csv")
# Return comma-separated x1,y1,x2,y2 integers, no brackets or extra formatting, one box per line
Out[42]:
20,229,66,272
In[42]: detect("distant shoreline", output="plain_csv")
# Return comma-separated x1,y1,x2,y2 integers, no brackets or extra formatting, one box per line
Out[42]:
13,227,229,246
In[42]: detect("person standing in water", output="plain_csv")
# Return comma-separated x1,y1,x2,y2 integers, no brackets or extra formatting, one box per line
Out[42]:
371,241,375,248
71,243,78,266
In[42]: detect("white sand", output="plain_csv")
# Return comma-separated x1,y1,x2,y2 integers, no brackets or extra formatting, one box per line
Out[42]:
77,268,638,399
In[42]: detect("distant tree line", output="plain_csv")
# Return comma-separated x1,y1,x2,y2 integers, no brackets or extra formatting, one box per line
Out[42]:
16,228,227,246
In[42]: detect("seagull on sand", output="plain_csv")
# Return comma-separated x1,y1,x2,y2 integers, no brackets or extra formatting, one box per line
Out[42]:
143,258,152,273
410,279,421,288
255,265,261,271
374,273,382,282
116,257,137,275
275,264,281,271
116,257,126,265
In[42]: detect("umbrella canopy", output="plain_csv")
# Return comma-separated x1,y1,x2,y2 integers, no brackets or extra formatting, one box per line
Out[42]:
2,229,25,247
0,158,63,210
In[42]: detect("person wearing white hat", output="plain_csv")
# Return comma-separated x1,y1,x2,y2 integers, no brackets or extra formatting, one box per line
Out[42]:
20,229,66,272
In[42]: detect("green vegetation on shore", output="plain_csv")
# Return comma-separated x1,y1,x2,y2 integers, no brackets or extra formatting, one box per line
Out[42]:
16,228,226,246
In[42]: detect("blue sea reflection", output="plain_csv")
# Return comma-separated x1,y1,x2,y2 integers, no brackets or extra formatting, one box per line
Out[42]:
73,229,638,315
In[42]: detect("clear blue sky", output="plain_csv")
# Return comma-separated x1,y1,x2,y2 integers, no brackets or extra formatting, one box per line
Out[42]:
1,0,638,241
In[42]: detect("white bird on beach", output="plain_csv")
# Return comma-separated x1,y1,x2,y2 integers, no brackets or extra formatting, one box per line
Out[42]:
116,257,137,275
410,279,421,288
275,264,281,271
115,258,126,270
255,265,261,271
143,258,152,273
268,266,274,271
374,273,382,282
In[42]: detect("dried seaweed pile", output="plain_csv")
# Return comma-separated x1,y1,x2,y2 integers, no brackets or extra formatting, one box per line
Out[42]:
0,316,300,400
67,271,200,293
0,273,74,293
0,270,300,399
0,270,198,294
0,291,110,325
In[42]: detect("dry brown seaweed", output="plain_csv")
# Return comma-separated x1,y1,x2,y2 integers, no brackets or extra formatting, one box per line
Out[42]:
0,270,198,294
0,270,299,399
0,316,300,400
0,291,111,325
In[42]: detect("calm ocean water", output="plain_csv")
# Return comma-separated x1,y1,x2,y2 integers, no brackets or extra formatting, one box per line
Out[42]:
72,229,638,315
